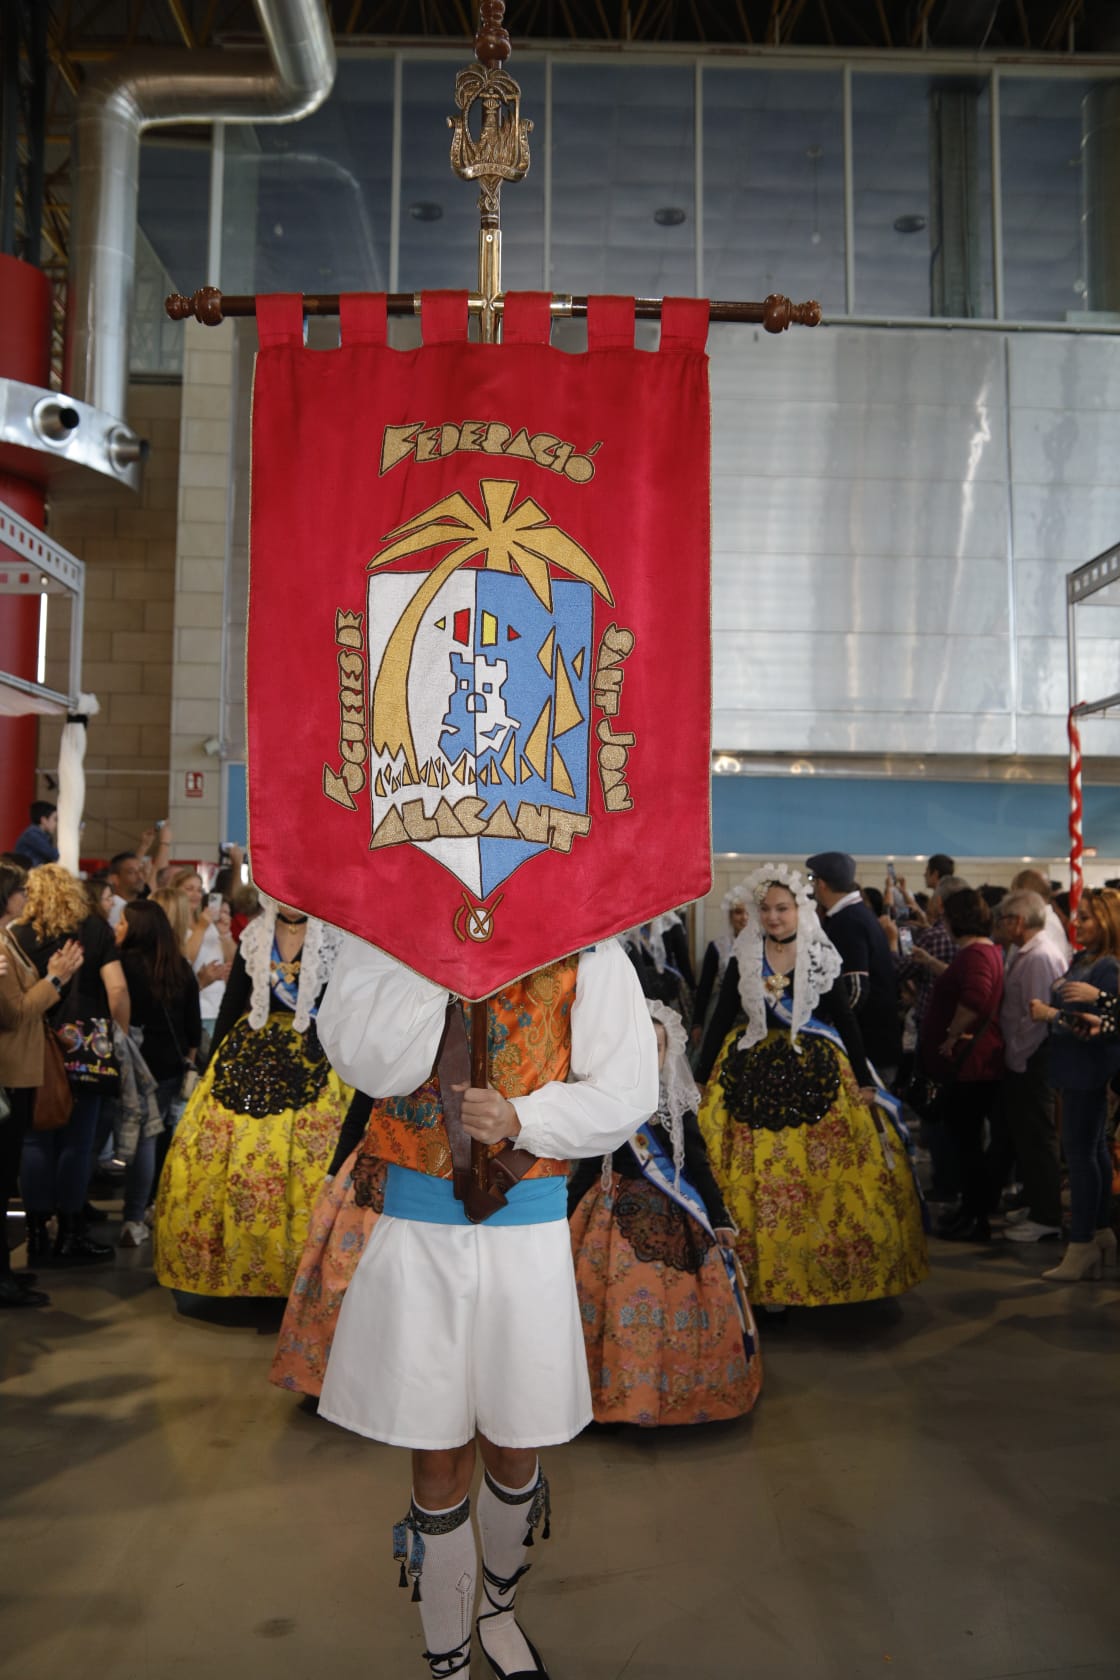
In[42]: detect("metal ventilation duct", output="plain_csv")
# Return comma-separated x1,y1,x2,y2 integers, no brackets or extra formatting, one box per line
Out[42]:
67,0,336,425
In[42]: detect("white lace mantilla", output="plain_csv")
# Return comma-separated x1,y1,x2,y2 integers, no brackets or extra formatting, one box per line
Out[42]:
242,898,344,1033
732,863,842,1052
646,999,700,1185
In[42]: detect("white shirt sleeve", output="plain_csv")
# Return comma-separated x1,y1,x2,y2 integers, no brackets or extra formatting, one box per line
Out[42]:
316,933,450,1097
511,938,660,1162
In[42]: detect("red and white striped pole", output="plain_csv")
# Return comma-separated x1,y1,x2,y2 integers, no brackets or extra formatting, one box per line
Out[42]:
1068,704,1084,916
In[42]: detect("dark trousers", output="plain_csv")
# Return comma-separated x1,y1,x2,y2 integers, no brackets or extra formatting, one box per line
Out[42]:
937,1079,1001,1221
21,1086,103,1215
1059,1085,1114,1243
0,1089,33,1275
1000,1045,1061,1227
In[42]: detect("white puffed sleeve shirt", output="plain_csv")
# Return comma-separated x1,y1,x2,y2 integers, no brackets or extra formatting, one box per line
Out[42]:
317,935,659,1162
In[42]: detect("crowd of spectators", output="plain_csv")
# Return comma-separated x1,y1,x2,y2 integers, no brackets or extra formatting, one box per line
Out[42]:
1,799,1116,1307
0,805,257,1307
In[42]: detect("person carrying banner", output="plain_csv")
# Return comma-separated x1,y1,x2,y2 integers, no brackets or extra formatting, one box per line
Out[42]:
567,999,761,1427
315,933,657,1680
696,864,927,1309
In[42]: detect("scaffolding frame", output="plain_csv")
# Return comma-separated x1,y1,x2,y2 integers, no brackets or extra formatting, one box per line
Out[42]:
1065,540,1120,908
0,499,84,717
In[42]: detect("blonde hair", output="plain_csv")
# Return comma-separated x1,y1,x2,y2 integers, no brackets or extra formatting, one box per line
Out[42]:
15,863,89,940
1080,887,1120,957
153,886,192,952
170,868,204,923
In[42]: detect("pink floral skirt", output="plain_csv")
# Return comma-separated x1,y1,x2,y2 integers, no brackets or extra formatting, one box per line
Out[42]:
269,1148,383,1396
569,1174,762,1428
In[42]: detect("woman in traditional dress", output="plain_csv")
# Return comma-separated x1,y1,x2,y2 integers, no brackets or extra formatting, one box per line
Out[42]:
154,897,350,1298
269,1090,384,1397
696,864,927,1308
568,1000,761,1426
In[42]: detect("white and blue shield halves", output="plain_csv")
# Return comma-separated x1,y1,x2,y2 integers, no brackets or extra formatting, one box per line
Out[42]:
367,568,593,898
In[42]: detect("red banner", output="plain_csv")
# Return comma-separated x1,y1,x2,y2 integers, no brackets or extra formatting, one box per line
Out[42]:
248,290,711,998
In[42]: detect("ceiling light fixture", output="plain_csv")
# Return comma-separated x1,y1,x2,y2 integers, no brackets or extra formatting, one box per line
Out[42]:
893,214,927,235
409,201,443,222
653,206,687,227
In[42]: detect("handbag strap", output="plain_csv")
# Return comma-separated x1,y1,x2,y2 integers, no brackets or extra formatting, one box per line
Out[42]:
157,992,190,1072
944,1007,996,1082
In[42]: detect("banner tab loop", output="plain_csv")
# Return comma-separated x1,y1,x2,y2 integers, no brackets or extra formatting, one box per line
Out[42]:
502,292,553,345
256,294,304,348
421,291,470,344
340,293,388,346
587,296,636,350
660,297,710,353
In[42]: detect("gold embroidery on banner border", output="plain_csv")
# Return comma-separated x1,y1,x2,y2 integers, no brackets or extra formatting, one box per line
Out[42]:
323,610,368,810
592,622,637,813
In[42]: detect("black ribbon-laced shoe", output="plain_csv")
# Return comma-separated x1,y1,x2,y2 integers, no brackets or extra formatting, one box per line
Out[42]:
475,1562,550,1680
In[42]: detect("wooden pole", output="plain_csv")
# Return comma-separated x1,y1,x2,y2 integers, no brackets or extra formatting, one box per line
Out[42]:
165,288,822,330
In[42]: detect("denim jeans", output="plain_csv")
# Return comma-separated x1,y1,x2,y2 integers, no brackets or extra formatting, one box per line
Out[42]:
1059,1085,1114,1243
124,1076,182,1223
21,1085,103,1214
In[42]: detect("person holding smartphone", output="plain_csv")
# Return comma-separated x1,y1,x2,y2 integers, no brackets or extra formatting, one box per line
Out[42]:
1028,886,1120,1282
169,869,234,1056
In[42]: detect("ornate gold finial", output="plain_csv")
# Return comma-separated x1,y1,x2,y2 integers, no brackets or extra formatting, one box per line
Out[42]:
448,64,532,222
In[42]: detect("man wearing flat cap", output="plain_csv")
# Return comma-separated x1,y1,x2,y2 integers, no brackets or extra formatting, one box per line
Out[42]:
806,851,901,1076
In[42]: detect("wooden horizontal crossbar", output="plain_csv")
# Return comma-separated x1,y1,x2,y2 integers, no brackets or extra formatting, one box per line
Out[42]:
165,288,822,334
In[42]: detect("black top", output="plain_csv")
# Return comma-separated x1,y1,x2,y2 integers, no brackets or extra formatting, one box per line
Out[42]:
624,940,682,1007
696,955,872,1089
567,1108,731,1229
15,912,116,1022
328,1090,374,1175
661,919,695,991
692,940,722,1028
209,946,328,1059
819,899,901,1068
120,951,202,1081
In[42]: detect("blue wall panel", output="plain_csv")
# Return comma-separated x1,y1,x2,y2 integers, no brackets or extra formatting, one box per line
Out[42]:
712,776,1120,859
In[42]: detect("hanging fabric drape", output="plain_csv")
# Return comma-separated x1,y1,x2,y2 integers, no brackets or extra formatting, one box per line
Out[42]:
247,290,713,998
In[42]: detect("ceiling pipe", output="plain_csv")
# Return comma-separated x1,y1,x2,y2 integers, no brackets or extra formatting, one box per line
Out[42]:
66,0,335,424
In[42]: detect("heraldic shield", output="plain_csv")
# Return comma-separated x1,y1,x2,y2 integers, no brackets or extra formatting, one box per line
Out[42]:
248,290,712,998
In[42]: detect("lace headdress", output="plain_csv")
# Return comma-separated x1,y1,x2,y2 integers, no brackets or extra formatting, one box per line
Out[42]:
647,999,701,1186
242,895,344,1033
732,863,842,1052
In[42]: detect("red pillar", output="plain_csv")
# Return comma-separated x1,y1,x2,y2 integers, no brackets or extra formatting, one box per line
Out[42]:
0,254,52,846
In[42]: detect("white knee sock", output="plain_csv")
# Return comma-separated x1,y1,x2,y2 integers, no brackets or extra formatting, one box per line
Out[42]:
396,1493,477,1678
475,1464,550,1676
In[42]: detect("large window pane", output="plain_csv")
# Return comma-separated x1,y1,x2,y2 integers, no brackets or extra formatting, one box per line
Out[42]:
1000,77,1100,323
221,57,393,295
703,67,843,314
399,57,546,292
853,73,993,319
551,64,695,296
134,140,212,374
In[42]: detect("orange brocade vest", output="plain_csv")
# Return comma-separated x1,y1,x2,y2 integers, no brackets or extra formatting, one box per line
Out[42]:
356,955,580,1182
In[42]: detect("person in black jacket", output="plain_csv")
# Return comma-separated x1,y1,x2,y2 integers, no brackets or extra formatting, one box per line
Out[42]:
806,850,902,1075
116,900,202,1247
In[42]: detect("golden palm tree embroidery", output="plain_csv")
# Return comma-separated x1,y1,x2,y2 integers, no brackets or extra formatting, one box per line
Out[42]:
367,477,612,778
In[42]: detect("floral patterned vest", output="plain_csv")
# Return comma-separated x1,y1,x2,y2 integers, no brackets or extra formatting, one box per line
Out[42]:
357,955,579,1181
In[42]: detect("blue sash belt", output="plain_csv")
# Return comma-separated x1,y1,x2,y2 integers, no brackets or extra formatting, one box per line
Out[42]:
383,1164,567,1228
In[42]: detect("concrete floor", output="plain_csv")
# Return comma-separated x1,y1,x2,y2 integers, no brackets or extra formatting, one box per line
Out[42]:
2,1232,1118,1680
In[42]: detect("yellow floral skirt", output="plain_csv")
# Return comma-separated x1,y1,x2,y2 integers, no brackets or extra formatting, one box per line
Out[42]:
154,1014,352,1298
698,1026,928,1307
